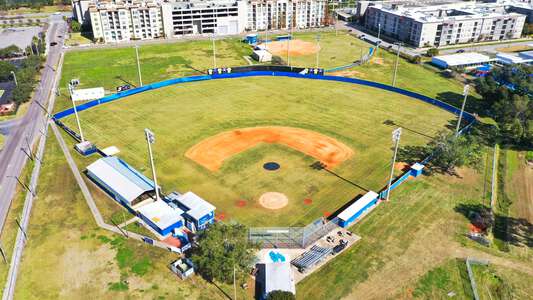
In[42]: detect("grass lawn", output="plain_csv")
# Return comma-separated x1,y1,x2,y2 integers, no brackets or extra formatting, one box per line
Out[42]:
14,132,240,299
65,32,93,47
0,134,4,149
412,259,472,299
59,76,455,227
3,5,70,15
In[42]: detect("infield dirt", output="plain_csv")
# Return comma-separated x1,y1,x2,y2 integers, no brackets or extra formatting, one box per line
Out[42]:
185,126,354,171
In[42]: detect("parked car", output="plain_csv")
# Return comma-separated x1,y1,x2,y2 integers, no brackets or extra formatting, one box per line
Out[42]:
456,49,465,53
50,42,58,46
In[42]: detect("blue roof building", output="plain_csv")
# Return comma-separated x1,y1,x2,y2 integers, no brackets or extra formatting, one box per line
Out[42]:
86,156,156,208
167,191,216,232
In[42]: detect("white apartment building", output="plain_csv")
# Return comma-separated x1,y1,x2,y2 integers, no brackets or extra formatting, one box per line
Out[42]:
89,0,165,43
74,0,328,43
364,2,527,47
247,0,327,31
161,0,247,37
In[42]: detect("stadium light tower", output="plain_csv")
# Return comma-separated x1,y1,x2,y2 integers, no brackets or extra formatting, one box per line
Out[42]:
375,23,381,60
212,31,217,69
392,42,402,87
287,15,292,67
316,34,321,69
456,84,470,136
135,45,143,87
385,127,402,202
145,128,160,202
69,82,85,142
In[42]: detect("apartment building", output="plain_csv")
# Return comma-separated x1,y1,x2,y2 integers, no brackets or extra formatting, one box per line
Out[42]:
363,2,527,47
161,0,247,37
74,0,328,43
246,0,327,31
89,0,165,43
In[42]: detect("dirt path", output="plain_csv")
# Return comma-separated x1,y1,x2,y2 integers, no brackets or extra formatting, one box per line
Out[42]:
185,126,353,171
512,156,533,222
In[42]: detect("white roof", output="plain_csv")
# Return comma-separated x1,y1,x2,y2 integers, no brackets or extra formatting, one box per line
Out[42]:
71,87,105,102
172,191,215,220
86,157,154,204
137,200,184,230
338,191,379,221
102,146,120,156
433,53,491,67
264,263,295,295
497,53,533,65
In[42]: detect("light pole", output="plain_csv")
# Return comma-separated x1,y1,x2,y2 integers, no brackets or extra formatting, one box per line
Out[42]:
134,45,143,87
375,23,381,59
212,32,217,69
10,71,17,86
316,34,321,69
385,128,402,202
145,128,160,202
456,84,470,136
392,42,402,87
69,83,85,142
287,15,292,67
233,264,237,300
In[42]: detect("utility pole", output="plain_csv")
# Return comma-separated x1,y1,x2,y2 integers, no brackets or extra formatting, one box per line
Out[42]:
145,128,160,202
69,82,85,142
0,242,7,264
10,71,17,86
392,43,401,87
212,32,217,69
15,218,28,241
385,128,402,201
316,34,320,69
135,45,143,87
8,175,35,197
456,84,470,136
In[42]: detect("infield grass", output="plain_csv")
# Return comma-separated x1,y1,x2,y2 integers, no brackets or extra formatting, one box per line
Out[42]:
61,76,455,227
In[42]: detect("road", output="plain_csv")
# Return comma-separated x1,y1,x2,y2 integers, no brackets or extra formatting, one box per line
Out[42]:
0,14,67,234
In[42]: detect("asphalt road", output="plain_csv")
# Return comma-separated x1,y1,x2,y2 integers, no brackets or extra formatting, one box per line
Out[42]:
0,15,66,234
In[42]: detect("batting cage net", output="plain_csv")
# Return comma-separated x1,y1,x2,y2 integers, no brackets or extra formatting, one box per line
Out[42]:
249,217,340,249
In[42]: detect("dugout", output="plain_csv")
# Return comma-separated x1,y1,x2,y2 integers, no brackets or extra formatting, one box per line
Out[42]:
86,156,157,208
337,191,379,228
167,191,216,232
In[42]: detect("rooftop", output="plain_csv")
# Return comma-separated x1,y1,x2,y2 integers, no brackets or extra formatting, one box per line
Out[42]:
137,200,184,230
167,191,215,220
432,52,492,67
86,156,155,204
264,262,295,295
338,191,379,221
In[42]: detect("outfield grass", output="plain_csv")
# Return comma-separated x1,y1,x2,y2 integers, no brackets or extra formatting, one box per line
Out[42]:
412,259,472,299
59,76,455,227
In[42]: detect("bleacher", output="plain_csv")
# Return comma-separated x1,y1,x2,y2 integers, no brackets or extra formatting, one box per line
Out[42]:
291,245,332,272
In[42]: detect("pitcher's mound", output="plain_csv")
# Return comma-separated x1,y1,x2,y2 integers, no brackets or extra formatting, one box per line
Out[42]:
259,192,288,210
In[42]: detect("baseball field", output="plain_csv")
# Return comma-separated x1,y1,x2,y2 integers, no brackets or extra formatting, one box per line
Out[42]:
60,76,456,227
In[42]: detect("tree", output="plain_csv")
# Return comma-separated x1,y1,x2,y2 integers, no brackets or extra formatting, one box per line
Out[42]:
266,290,296,300
71,20,82,33
191,222,257,284
475,64,533,146
0,61,16,81
426,47,439,57
426,131,482,174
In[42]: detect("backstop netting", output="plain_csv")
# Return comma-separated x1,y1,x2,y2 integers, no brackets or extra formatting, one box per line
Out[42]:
249,217,340,249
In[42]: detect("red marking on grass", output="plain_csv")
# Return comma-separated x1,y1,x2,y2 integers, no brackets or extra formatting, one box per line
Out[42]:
216,212,227,221
303,198,313,205
236,199,247,207
323,211,331,217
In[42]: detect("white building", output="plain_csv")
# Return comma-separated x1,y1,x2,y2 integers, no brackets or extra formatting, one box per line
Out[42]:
431,52,492,69
161,0,247,37
246,0,327,31
364,2,527,47
89,0,165,43
78,0,328,43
